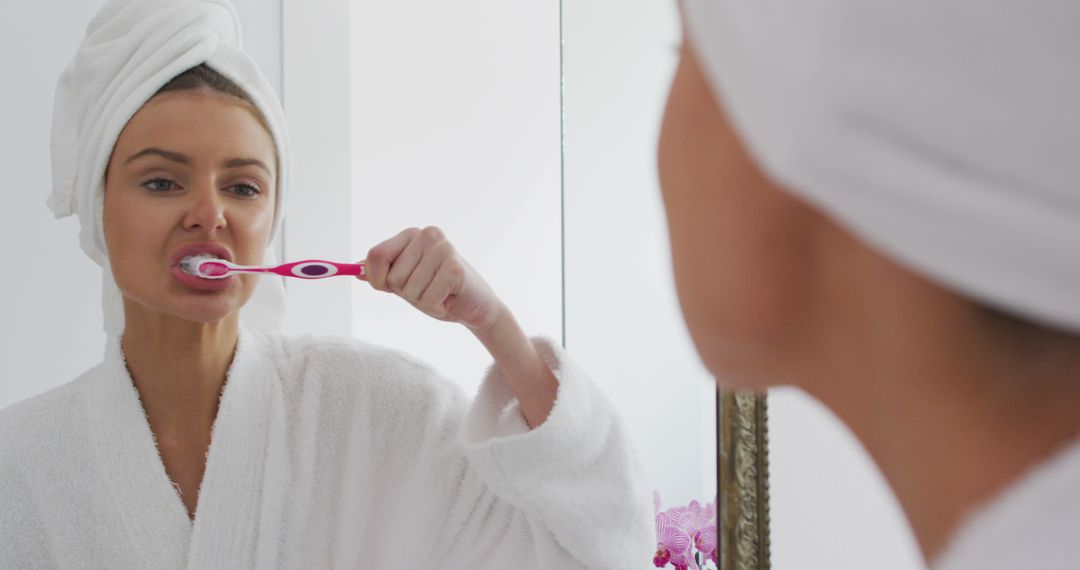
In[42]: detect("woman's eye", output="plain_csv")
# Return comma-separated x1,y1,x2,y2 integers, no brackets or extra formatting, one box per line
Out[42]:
230,183,262,198
143,178,176,193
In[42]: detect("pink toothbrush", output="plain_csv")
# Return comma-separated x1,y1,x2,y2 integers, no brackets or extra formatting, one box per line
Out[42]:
179,254,366,280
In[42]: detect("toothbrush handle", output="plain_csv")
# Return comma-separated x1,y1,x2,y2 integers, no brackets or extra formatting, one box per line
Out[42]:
271,259,367,279
330,261,366,278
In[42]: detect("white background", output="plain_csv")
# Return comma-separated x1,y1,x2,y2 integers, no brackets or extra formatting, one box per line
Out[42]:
561,0,718,510
0,0,922,568
342,0,563,394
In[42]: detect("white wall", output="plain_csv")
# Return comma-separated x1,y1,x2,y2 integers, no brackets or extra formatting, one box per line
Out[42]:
770,389,923,569
561,0,716,510
344,0,563,392
0,1,108,408
0,1,282,409
281,0,355,338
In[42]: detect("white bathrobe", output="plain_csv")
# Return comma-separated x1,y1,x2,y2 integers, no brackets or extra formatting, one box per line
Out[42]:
932,436,1080,570
0,329,655,569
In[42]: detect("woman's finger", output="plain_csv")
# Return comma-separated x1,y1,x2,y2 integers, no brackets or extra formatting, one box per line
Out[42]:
401,239,447,303
384,232,426,294
417,258,463,318
365,227,419,292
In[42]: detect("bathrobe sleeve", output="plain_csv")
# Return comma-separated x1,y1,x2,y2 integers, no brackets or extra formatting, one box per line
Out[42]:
352,336,656,570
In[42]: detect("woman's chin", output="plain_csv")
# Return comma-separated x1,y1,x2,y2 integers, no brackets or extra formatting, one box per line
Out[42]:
163,288,249,325
690,332,785,392
177,293,249,321
178,308,240,325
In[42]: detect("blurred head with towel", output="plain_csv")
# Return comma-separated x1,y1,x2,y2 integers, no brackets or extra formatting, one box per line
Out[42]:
657,0,1080,567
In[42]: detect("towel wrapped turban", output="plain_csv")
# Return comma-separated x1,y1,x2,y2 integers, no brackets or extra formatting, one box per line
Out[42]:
48,0,290,336
682,0,1080,333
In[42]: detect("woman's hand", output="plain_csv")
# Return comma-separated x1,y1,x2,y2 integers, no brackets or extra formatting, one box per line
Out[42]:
362,226,505,334
361,225,559,428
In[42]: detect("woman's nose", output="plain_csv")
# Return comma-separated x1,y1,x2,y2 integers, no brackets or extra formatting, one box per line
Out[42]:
182,184,227,233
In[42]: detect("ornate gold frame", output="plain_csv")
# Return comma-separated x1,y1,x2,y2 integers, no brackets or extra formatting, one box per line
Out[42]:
717,390,771,569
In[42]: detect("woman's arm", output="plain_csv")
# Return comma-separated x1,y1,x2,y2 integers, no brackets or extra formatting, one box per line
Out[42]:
343,330,654,569
467,303,559,428
362,226,558,428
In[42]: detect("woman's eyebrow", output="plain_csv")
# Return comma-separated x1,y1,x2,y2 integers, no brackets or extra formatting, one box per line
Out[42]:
124,147,271,175
125,147,188,165
223,158,272,175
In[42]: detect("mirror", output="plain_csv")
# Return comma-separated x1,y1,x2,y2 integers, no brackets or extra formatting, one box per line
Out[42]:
2,0,725,567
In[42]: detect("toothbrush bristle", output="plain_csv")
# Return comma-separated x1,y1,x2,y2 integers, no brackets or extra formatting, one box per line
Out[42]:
179,254,226,278
198,260,230,277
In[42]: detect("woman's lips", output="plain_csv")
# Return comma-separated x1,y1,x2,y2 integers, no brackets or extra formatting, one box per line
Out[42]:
171,265,234,291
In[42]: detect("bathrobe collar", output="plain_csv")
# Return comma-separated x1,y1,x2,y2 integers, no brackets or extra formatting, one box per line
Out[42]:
85,326,289,569
933,433,1080,569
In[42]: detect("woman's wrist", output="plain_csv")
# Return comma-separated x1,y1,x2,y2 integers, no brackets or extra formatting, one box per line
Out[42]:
469,303,559,428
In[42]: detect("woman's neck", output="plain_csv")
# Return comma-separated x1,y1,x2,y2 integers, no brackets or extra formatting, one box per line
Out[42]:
120,303,239,439
822,335,1080,564
806,241,1080,564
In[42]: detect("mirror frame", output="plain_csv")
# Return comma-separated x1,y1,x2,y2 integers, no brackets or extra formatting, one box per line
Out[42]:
718,390,772,569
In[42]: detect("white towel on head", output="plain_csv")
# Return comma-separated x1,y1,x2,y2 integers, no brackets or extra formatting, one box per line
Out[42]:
48,0,290,336
682,0,1080,333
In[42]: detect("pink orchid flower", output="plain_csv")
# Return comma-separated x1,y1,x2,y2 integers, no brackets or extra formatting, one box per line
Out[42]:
695,524,718,565
654,491,694,568
686,498,717,564
653,491,719,569
652,492,695,565
703,495,719,564
654,510,692,568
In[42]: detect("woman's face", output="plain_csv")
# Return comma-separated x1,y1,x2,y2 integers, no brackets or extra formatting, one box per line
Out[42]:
103,88,276,326
657,39,822,389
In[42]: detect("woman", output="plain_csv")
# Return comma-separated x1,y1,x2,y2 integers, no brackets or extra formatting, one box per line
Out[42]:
660,0,1080,568
0,1,654,568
